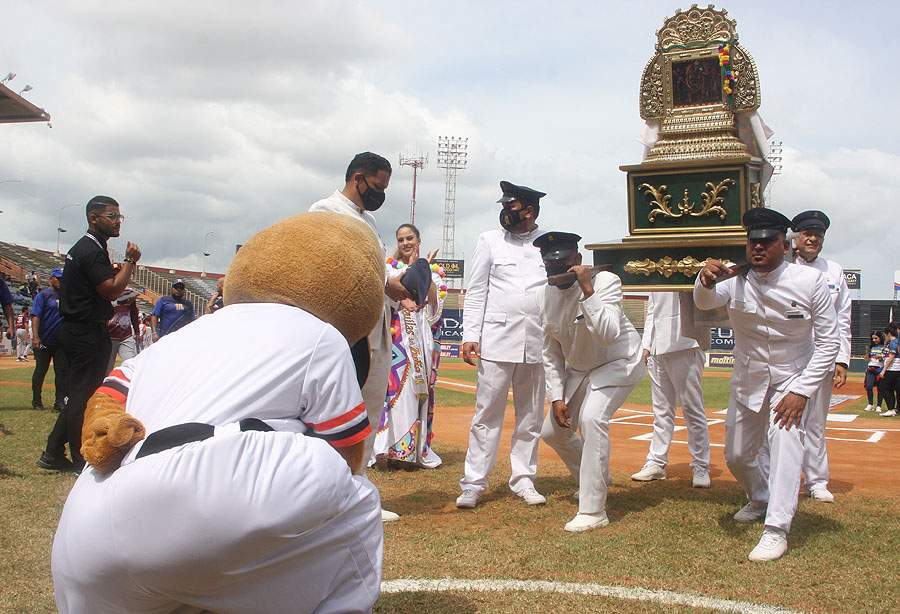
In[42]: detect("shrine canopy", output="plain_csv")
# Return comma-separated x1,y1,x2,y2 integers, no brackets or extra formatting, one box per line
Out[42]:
0,82,50,124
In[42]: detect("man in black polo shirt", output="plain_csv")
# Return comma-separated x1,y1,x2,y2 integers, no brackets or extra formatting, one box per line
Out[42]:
38,195,142,472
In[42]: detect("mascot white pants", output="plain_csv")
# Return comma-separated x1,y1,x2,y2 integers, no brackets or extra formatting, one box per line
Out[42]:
53,430,382,614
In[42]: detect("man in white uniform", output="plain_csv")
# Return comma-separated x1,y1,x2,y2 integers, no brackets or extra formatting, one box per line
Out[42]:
457,181,548,508
789,210,851,503
53,306,381,614
631,292,711,487
310,152,411,522
694,208,839,561
535,232,644,532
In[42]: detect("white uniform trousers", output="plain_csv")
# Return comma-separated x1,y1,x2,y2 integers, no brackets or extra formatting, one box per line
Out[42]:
800,376,831,492
645,348,710,471
541,378,632,514
361,343,392,471
459,359,544,495
52,430,383,614
725,387,815,533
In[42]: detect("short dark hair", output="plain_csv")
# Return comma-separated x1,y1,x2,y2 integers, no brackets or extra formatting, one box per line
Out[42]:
86,195,120,217
345,152,392,183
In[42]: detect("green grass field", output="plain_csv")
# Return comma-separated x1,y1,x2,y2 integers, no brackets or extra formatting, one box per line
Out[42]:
1,364,898,613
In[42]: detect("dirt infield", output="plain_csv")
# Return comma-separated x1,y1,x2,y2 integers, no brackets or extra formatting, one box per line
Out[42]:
433,377,900,498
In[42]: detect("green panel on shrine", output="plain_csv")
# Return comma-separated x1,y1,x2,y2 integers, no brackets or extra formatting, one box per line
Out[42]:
627,167,746,236
590,239,746,292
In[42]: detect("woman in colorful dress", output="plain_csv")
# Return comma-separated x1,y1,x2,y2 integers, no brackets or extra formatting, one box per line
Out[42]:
374,223,447,468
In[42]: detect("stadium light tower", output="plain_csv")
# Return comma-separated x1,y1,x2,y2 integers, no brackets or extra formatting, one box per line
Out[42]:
766,139,783,207
56,203,79,256
436,136,467,261
399,152,427,224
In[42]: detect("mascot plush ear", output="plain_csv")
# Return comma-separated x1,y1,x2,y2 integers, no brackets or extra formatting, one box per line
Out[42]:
82,211,386,474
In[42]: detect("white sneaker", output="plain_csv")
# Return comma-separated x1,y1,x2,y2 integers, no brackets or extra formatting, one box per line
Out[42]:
381,509,400,522
692,468,711,488
880,409,898,417
809,488,835,503
456,488,480,509
864,404,874,412
733,502,767,523
564,512,609,533
631,462,666,482
748,527,788,561
518,487,546,506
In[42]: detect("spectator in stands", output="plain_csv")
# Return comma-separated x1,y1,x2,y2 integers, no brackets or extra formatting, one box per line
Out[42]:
0,275,13,351
878,324,900,416
15,306,31,361
205,277,225,315
38,195,142,473
31,268,68,410
151,279,195,340
864,330,886,412
106,277,142,373
27,271,39,298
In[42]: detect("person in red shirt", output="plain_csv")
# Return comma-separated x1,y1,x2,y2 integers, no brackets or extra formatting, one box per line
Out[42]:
15,306,31,361
106,284,142,374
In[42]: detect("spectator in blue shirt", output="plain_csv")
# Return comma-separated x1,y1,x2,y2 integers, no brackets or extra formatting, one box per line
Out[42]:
1,276,13,350
151,279,195,340
31,268,69,410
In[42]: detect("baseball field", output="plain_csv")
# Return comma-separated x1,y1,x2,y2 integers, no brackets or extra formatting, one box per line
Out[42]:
1,356,898,613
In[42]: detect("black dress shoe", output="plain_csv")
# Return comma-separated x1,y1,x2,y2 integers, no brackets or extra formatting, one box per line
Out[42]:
32,401,45,410
53,403,64,412
36,452,74,471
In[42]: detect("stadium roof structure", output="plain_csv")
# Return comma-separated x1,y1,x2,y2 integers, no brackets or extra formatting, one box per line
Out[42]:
0,82,50,124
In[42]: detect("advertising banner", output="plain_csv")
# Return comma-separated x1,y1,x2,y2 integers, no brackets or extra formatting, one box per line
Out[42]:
434,258,464,279
708,327,735,351
706,352,735,368
844,269,861,290
438,308,463,343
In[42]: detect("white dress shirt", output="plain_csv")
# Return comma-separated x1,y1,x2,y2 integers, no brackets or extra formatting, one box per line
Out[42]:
793,255,852,366
462,227,547,363
693,261,839,411
539,272,644,403
309,190,390,350
641,292,702,356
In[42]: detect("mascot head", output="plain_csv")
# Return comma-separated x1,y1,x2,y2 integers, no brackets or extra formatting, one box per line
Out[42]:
82,211,385,474
225,211,385,343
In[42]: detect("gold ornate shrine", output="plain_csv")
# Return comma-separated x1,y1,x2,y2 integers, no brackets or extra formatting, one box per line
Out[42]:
589,4,769,290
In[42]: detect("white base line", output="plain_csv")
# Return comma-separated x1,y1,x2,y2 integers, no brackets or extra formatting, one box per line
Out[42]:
381,578,804,614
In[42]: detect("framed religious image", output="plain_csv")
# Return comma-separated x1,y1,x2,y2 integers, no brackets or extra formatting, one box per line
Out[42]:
671,56,722,107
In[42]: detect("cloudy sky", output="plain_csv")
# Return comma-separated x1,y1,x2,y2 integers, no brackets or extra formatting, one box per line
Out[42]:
0,1,897,298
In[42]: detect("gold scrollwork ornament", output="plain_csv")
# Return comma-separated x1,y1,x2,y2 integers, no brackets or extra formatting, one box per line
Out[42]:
624,255,709,278
641,178,733,223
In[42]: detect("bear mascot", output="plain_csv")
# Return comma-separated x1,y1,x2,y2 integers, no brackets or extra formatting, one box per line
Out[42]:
52,212,386,614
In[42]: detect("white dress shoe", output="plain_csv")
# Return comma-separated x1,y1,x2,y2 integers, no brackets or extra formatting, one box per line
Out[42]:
456,488,480,509
864,404,874,412
692,468,711,488
880,409,898,416
518,487,546,506
748,527,788,561
631,462,666,482
381,509,400,522
564,512,609,533
733,502,767,523
808,487,835,503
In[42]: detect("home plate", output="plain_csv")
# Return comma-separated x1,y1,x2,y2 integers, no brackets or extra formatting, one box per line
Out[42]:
830,394,860,408
826,413,857,423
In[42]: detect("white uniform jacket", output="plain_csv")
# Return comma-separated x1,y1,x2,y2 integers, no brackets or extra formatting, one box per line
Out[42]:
539,272,644,403
793,255,852,366
309,190,391,350
462,227,547,363
641,292,703,356
693,262,839,411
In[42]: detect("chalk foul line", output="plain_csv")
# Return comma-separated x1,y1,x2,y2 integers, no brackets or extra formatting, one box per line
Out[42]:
380,578,805,614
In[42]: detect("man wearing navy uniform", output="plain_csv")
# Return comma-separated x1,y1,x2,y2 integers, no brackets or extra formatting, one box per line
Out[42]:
457,181,548,509
694,207,838,561
31,268,68,411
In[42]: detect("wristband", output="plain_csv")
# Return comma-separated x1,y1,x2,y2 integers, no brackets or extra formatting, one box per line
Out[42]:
123,258,136,264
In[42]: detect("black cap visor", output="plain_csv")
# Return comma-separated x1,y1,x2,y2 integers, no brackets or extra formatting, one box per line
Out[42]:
747,228,786,240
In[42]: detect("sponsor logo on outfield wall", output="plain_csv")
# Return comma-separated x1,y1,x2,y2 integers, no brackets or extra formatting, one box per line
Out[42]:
433,258,464,279
706,352,735,368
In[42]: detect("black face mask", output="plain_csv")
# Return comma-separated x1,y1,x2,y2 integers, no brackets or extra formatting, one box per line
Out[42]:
357,177,386,212
499,207,526,231
544,261,576,289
